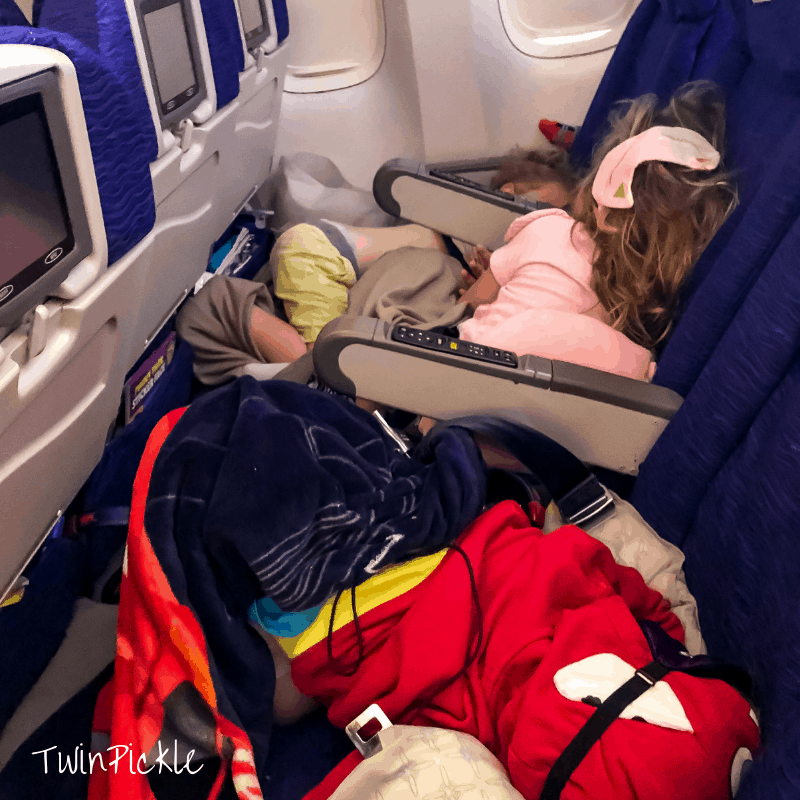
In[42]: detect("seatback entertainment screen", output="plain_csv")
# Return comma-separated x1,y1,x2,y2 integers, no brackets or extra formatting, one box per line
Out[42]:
140,0,201,120
0,93,73,309
237,0,270,49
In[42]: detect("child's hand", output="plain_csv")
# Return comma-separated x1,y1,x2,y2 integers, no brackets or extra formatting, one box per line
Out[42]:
458,245,491,296
458,266,501,309
468,245,491,278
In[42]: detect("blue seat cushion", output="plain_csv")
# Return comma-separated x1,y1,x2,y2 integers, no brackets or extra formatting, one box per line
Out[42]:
571,0,738,167
36,0,158,164
0,26,156,264
273,0,289,43
0,0,28,26
197,0,244,109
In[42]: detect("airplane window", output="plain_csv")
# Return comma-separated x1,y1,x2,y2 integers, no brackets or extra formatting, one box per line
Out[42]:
283,0,385,93
499,0,638,58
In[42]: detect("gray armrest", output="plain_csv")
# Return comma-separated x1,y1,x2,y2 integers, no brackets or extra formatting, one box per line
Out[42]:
313,317,682,476
373,158,549,250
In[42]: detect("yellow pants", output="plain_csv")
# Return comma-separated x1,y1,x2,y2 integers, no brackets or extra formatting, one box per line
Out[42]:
271,224,357,342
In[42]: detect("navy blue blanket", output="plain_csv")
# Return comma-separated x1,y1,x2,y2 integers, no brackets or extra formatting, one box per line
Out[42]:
146,377,486,613
141,377,487,787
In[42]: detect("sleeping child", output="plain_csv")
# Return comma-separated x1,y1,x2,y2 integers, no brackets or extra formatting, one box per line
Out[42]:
177,81,737,386
238,81,736,384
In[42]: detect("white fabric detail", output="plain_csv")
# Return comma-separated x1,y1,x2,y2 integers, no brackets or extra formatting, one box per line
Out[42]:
554,653,693,732
730,747,753,796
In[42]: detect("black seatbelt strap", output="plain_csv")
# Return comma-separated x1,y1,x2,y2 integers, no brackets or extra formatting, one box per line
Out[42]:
539,660,672,800
415,416,613,527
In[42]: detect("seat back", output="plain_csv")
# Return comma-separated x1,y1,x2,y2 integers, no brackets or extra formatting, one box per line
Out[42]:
0,24,156,266
570,0,739,167
572,2,800,798
0,0,26,25
195,0,244,109
0,3,289,601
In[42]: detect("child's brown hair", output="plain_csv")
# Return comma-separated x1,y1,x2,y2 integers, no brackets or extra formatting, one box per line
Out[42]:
571,81,738,351
489,147,576,199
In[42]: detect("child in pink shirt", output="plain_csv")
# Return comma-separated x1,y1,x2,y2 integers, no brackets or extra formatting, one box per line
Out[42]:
246,82,737,384
456,208,655,379
452,81,738,379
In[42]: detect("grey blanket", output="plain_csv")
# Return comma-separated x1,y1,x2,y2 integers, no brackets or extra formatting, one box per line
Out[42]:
346,246,471,330
178,248,470,385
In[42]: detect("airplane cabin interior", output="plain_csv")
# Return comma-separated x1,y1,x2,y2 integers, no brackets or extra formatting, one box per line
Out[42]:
0,0,797,798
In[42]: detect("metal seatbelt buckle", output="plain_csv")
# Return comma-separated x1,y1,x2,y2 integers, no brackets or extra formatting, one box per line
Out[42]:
345,704,393,758
559,475,614,527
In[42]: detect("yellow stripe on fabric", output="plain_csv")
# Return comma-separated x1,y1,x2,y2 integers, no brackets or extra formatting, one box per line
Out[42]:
276,549,448,658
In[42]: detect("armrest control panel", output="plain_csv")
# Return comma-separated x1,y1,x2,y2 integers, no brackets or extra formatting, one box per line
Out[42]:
392,326,518,367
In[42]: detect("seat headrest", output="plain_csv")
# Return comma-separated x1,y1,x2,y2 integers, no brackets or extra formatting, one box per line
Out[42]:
38,0,101,51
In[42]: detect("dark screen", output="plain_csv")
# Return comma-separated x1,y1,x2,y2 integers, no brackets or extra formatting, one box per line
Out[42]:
0,105,70,286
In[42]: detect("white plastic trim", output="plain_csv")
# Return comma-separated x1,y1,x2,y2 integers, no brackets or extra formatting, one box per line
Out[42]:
262,0,279,54
0,47,108,302
498,0,639,59
283,0,386,93
123,0,170,159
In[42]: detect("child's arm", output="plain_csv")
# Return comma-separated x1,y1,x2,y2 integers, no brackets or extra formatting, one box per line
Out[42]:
458,270,500,308
250,306,309,362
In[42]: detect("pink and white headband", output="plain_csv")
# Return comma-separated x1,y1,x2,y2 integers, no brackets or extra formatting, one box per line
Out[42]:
591,126,720,210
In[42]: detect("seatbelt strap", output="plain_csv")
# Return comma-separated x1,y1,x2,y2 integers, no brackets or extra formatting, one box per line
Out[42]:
416,416,613,527
539,660,672,800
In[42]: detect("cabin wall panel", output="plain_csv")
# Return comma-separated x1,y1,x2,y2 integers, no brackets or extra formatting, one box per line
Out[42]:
467,0,615,158
275,0,627,189
273,0,425,190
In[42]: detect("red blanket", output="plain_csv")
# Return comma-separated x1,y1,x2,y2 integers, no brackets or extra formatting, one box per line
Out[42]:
88,410,261,800
293,501,759,800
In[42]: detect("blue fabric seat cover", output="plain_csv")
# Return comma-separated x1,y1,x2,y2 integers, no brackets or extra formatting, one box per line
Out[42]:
572,2,800,798
39,0,245,118
273,0,289,43
0,0,27,26
197,0,244,109
0,25,156,265
36,0,158,165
